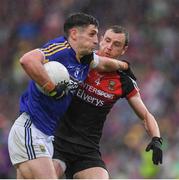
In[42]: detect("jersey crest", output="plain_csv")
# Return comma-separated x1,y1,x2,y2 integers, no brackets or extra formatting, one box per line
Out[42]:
108,80,116,91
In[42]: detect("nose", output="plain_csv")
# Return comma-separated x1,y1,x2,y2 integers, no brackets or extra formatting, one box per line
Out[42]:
107,43,112,50
94,36,98,45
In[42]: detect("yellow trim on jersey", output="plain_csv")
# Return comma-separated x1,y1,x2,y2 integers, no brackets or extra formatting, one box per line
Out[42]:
42,41,68,53
45,44,71,57
42,59,49,64
43,44,67,53
43,43,70,54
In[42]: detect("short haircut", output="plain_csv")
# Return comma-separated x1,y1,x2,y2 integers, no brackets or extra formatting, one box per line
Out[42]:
64,12,99,37
107,25,129,46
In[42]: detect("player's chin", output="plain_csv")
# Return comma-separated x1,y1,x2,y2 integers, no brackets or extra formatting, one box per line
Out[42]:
88,45,96,52
82,49,93,55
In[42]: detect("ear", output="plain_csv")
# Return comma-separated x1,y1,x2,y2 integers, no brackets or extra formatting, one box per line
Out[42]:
69,28,77,41
121,45,128,55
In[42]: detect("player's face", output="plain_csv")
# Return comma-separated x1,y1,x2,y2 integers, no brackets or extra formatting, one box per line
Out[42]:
99,29,128,59
76,25,98,56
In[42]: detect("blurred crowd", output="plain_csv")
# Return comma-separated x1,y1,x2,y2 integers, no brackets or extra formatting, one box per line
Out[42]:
0,0,178,178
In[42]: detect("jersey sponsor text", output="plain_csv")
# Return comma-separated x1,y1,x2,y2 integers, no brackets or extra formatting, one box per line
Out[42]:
76,88,104,106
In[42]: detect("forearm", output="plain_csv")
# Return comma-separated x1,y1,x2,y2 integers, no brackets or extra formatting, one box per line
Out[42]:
143,112,160,138
95,56,128,72
128,94,161,138
144,113,163,166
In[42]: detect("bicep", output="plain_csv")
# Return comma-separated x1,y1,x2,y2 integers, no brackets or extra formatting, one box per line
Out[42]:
127,92,149,120
20,49,45,64
19,49,50,86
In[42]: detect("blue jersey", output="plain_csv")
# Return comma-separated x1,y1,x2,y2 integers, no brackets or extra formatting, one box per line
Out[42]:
20,36,91,135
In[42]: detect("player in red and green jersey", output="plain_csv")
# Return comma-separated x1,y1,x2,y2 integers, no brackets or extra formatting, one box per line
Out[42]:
53,25,163,179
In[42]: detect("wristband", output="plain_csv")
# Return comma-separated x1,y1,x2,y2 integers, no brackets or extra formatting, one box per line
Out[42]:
91,53,99,69
42,81,55,93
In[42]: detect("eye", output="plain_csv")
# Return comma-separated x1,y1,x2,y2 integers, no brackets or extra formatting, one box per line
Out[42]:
114,42,123,48
89,30,97,37
89,32,96,37
105,38,111,43
114,43,120,47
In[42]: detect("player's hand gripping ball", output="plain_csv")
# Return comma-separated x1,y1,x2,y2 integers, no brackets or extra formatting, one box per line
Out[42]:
36,61,70,99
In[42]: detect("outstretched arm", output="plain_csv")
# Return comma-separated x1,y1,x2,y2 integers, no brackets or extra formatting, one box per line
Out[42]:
127,92,160,137
90,54,128,72
128,92,163,165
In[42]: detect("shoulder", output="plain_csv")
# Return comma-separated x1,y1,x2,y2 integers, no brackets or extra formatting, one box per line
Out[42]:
118,71,139,98
41,36,70,52
43,36,68,46
39,36,72,59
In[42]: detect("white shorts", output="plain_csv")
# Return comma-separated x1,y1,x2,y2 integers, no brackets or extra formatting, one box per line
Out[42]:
8,112,54,165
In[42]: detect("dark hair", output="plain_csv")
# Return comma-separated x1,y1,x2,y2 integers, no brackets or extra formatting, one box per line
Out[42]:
64,12,99,37
107,25,129,46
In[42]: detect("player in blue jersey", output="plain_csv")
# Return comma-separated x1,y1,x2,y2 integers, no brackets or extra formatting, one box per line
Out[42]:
53,25,163,179
8,13,129,179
